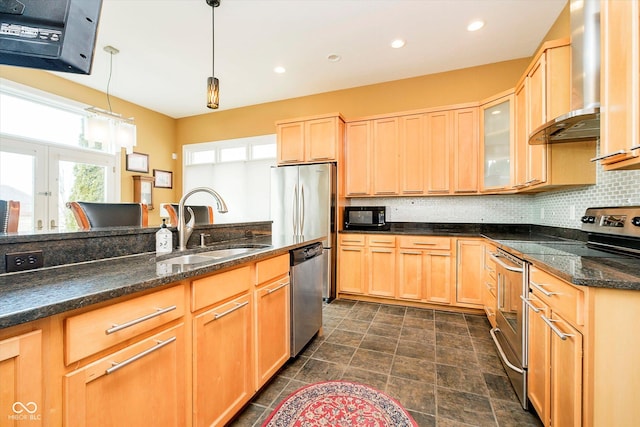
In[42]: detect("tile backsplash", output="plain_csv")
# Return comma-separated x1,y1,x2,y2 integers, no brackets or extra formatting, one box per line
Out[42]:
353,163,639,230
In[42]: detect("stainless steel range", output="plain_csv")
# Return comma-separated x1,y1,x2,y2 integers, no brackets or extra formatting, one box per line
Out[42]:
489,206,640,410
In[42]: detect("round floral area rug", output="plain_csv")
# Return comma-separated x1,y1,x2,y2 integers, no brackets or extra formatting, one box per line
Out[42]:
261,380,418,427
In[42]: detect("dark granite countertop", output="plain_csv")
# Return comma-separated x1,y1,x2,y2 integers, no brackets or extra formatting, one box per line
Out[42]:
340,223,640,291
0,234,324,329
484,237,640,291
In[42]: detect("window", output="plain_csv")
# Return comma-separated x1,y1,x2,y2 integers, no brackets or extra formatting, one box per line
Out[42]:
0,81,118,232
183,135,276,224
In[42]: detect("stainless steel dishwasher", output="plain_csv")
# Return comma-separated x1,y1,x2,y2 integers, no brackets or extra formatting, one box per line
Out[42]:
290,242,324,356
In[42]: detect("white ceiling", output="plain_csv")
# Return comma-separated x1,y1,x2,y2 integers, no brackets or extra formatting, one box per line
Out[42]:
54,0,567,119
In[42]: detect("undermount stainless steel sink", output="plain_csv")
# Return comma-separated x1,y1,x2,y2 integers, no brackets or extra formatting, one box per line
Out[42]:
158,244,271,266
158,254,217,265
199,247,256,259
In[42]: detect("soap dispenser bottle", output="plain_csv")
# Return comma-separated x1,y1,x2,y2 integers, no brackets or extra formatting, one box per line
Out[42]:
156,219,173,255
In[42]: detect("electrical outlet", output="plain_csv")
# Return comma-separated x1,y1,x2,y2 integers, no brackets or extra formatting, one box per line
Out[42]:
540,207,545,219
569,205,576,220
5,250,44,273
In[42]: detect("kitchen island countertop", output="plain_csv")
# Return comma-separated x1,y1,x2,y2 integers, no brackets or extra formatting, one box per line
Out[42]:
0,234,324,329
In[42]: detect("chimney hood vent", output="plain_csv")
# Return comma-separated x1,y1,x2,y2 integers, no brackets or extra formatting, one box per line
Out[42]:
529,0,600,145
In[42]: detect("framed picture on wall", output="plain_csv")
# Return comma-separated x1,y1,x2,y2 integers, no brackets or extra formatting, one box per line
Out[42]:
153,169,173,189
126,152,149,173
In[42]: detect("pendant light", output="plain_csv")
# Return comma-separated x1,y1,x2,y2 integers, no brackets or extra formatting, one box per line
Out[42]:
206,0,220,109
86,45,137,154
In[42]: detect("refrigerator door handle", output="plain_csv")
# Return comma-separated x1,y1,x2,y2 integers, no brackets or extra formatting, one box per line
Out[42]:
293,184,299,235
300,184,305,235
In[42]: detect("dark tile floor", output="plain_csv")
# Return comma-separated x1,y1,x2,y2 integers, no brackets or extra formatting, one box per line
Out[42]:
228,299,542,427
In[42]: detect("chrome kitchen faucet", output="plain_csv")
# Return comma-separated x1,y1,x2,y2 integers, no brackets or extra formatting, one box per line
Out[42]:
177,187,228,251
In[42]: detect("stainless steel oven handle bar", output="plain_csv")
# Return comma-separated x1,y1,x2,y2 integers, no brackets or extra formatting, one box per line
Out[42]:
489,252,524,273
489,328,524,374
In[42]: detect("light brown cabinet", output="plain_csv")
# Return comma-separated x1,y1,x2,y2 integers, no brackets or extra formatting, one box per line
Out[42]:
399,114,426,195
426,110,452,194
193,291,253,427
397,236,453,304
452,107,480,193
344,121,371,196
372,117,400,195
598,0,640,170
525,267,584,427
64,324,186,427
455,239,484,307
276,113,344,165
338,234,367,294
367,236,396,297
255,254,291,388
0,330,42,426
480,92,514,192
518,41,596,191
338,234,396,298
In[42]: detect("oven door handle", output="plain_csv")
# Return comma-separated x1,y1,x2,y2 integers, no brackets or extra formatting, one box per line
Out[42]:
489,328,524,374
489,252,524,273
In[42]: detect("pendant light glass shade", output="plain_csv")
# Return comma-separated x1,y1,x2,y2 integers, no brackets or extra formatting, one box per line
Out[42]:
207,76,219,109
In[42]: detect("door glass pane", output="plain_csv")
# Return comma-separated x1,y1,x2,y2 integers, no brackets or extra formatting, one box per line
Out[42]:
58,160,107,231
0,150,35,232
483,100,511,188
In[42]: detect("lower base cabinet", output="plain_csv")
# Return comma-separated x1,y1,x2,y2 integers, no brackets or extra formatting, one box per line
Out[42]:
64,324,186,427
193,294,253,427
255,276,290,388
456,239,484,307
0,330,42,426
526,267,584,427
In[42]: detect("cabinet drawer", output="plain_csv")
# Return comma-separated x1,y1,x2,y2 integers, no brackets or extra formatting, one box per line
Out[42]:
530,266,585,326
398,236,451,250
367,235,396,247
192,266,251,312
256,254,289,285
65,285,184,364
339,234,366,246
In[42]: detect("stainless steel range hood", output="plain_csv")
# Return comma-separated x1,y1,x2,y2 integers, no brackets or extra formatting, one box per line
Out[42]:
529,0,600,145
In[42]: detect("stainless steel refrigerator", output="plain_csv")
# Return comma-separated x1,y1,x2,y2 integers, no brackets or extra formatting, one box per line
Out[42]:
270,163,336,300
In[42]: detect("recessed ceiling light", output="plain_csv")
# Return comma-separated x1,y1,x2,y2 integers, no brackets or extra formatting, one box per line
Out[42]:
467,20,485,32
274,66,286,74
391,39,406,49
327,54,341,62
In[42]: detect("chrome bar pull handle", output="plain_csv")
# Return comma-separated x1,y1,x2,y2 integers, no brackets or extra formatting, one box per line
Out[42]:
520,295,541,313
212,301,249,320
106,336,176,374
530,280,558,297
105,305,177,335
541,315,573,340
267,281,289,294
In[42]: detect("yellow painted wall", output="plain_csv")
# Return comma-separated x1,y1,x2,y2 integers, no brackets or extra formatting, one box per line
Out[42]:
0,66,179,225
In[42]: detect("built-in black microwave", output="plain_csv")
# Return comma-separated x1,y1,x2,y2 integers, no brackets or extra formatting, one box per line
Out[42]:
344,206,389,230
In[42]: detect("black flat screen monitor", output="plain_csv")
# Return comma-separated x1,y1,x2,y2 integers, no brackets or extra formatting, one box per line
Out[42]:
0,0,103,74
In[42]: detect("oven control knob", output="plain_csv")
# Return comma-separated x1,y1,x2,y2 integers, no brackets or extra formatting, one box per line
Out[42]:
581,215,596,224
632,217,640,227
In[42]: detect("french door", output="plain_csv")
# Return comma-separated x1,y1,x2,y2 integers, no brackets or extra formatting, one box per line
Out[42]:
0,136,117,232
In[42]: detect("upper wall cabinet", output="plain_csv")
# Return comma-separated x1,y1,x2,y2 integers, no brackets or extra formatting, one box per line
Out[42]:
276,113,344,165
480,91,514,192
515,40,596,192
598,0,640,170
344,105,479,197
